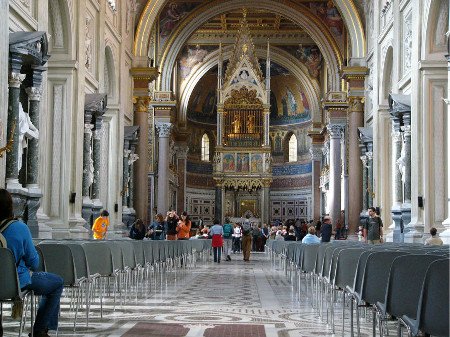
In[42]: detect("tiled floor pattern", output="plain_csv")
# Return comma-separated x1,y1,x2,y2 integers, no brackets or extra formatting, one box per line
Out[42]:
2,253,375,337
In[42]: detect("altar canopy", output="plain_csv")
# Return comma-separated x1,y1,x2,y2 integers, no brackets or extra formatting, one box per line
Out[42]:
213,10,272,223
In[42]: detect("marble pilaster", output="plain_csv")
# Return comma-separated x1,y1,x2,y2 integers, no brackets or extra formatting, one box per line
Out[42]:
327,124,344,227
260,184,270,225
156,122,172,214
366,151,374,208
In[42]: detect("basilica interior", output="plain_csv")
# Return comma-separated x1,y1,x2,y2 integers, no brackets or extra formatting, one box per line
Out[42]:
0,0,449,336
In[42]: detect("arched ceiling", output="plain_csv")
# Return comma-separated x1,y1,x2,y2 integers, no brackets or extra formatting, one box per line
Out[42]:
133,0,365,60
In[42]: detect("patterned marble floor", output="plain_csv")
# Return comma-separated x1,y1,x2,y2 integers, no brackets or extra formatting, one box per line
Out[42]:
2,253,376,337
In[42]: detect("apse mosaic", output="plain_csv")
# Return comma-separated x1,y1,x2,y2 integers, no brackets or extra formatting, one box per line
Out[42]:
187,63,311,126
269,74,311,125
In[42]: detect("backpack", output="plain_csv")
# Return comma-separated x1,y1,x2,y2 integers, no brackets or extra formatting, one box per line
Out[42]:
223,223,233,238
0,219,16,248
242,222,251,235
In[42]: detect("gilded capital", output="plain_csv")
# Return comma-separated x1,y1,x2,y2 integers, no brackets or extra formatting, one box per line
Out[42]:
133,96,150,113
348,96,364,112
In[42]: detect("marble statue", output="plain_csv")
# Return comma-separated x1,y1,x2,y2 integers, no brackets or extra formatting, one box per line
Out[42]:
18,102,39,171
396,140,406,183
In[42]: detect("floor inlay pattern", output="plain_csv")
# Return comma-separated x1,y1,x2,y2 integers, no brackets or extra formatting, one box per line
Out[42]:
2,253,376,336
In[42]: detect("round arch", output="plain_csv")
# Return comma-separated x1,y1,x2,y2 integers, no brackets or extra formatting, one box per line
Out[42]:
380,46,393,105
157,0,343,91
179,46,321,127
48,0,73,56
134,0,365,60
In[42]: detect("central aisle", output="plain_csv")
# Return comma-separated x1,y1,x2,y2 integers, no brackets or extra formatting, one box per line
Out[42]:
55,253,371,337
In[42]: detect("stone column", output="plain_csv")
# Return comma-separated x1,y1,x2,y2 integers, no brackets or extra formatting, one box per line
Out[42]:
310,145,323,222
260,183,270,224
264,108,270,146
214,184,223,222
122,149,130,208
24,82,44,237
366,151,374,208
360,155,368,211
156,122,172,214
391,127,404,242
401,119,412,232
133,96,150,223
176,145,188,214
81,114,93,226
347,97,364,234
328,124,344,227
91,119,103,221
6,58,25,188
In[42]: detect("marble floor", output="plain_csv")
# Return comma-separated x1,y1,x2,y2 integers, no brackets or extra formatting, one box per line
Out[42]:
2,252,375,337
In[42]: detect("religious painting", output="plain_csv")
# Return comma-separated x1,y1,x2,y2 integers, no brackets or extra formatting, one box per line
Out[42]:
280,45,323,78
159,2,200,49
236,153,249,172
179,45,216,79
269,75,311,125
251,154,263,173
301,1,345,51
223,154,235,172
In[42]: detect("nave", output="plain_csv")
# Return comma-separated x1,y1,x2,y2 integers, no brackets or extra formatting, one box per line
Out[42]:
2,252,376,337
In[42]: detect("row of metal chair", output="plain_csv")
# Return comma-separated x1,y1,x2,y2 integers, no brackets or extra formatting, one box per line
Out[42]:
266,240,449,337
0,239,211,335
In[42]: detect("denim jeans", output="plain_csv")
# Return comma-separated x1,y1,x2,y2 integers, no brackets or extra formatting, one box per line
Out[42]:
213,247,221,262
23,272,64,332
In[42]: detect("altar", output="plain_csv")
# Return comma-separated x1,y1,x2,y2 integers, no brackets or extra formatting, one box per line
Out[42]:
212,12,272,225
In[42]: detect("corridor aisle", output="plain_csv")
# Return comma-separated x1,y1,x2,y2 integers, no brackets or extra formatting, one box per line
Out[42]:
2,254,372,337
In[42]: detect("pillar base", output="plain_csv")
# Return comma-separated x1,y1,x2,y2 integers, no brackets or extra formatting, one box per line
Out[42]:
26,188,42,239
403,215,424,244
82,198,94,230
92,199,103,224
401,203,412,234
391,206,404,243
359,213,368,227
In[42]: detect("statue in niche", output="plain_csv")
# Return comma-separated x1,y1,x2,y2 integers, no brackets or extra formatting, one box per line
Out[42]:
18,102,39,171
396,141,406,184
247,114,255,133
232,114,241,134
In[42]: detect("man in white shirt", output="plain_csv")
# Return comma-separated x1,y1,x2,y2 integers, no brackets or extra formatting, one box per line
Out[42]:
424,227,443,246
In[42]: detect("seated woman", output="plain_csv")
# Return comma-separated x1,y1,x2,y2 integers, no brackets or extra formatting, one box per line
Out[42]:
147,214,165,240
0,189,63,337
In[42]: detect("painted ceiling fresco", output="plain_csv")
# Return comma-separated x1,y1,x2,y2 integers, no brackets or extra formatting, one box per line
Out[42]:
158,1,347,53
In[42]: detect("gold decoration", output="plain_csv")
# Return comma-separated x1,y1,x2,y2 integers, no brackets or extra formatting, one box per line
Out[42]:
0,121,15,158
224,87,262,107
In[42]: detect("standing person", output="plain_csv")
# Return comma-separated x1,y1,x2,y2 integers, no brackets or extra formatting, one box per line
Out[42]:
335,210,344,239
315,220,322,237
252,224,262,251
232,223,242,253
241,217,252,262
0,189,63,337
320,216,333,243
166,211,178,240
261,223,269,251
92,210,110,240
209,219,223,263
364,207,384,244
148,213,166,240
222,218,233,261
424,227,443,246
284,227,297,241
176,211,192,240
129,218,146,240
